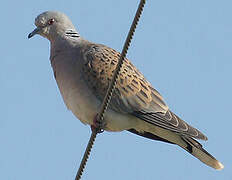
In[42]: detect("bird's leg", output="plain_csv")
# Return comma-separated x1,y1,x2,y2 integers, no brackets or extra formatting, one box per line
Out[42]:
91,114,106,133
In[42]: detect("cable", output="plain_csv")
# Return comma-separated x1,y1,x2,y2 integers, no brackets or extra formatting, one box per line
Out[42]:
75,0,146,179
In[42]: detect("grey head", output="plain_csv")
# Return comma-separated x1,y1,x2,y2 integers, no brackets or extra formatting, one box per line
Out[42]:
28,11,80,41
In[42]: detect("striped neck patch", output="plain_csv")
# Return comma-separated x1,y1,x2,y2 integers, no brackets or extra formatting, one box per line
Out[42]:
65,29,80,38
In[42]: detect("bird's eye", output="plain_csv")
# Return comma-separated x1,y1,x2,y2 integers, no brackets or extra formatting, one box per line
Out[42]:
48,19,55,25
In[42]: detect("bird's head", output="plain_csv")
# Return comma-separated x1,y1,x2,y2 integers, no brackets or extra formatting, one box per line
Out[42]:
28,11,79,41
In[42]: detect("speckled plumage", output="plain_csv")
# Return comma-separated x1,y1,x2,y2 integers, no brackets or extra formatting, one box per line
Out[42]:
28,11,224,170
80,43,207,140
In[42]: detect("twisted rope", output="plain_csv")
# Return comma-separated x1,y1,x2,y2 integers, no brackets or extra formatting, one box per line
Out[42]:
75,0,146,179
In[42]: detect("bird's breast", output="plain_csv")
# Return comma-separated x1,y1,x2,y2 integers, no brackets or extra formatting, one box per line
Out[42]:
51,55,137,131
51,56,100,125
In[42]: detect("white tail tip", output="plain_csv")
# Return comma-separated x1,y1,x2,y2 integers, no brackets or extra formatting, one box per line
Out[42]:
215,161,224,170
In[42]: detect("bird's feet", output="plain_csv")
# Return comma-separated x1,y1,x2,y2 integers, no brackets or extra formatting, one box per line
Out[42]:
91,114,106,133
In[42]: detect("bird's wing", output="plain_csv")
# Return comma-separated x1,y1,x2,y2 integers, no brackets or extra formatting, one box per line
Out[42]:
81,44,207,140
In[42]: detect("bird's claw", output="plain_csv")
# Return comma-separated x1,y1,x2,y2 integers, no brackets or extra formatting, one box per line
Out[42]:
91,114,106,133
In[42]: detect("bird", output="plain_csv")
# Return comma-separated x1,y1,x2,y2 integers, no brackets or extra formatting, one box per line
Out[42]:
28,11,224,170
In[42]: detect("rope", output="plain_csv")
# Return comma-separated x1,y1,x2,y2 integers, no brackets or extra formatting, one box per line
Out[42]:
75,0,146,179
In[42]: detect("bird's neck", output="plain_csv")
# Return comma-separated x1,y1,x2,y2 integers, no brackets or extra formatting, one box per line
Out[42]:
49,33,83,63
50,37,68,62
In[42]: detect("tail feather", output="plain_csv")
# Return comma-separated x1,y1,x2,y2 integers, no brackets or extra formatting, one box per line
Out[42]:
128,128,224,170
181,136,224,170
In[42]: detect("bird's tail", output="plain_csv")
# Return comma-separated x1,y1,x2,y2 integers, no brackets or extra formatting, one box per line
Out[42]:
180,136,224,170
128,128,224,170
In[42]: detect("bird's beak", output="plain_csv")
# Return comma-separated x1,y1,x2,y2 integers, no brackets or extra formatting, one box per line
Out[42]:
28,27,41,39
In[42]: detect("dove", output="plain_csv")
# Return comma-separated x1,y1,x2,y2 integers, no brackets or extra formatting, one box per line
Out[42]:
28,11,224,170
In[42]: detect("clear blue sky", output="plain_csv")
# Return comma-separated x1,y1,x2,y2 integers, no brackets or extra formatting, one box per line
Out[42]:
1,0,231,179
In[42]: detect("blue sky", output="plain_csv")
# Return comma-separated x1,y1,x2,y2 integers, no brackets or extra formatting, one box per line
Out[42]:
1,0,231,179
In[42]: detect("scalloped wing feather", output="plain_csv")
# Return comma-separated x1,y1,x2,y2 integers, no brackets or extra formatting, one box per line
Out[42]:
80,44,207,140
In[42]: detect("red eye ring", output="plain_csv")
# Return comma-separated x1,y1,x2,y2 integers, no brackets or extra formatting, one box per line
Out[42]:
48,19,55,25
